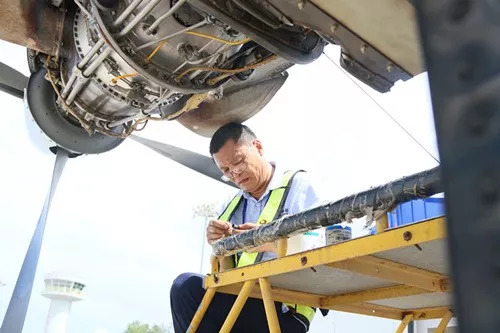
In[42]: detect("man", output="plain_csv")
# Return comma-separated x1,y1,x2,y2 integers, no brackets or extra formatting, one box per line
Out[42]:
170,122,321,332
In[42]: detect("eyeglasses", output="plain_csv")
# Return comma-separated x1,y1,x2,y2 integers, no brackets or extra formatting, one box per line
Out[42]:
220,146,251,178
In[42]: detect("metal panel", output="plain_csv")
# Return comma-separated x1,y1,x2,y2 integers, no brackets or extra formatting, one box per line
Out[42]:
310,0,424,75
0,0,64,57
269,265,396,295
414,1,500,332
369,292,452,309
376,239,450,275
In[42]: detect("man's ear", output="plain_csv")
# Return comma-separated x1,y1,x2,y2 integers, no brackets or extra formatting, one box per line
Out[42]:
253,139,264,156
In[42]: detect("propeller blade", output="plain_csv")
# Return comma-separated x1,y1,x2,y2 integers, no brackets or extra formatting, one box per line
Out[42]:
1,148,69,333
131,135,237,188
0,62,28,99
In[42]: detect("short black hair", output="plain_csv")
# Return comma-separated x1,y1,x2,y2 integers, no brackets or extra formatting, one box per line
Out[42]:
209,122,257,155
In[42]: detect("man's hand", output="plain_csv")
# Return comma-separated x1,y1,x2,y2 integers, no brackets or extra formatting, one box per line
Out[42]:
230,222,258,235
206,219,231,245
231,223,277,253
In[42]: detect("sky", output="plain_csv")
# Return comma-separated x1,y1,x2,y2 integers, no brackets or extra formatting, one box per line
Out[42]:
0,39,440,333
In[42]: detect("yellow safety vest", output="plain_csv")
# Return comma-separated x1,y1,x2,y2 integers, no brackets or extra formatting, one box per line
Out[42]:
218,170,316,327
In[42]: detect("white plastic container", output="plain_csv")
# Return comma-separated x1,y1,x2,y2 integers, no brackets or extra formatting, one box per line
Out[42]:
325,225,352,245
286,228,325,255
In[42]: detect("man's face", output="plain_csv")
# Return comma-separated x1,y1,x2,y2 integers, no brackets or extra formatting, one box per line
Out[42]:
213,138,267,193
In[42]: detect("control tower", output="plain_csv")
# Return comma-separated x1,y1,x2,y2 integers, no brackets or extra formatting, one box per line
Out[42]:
41,272,86,333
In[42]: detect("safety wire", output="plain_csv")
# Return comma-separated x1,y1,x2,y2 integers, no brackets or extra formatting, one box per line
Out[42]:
322,51,440,164
111,32,250,84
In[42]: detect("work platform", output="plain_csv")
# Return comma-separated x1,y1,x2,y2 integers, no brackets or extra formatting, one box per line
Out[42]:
189,216,455,332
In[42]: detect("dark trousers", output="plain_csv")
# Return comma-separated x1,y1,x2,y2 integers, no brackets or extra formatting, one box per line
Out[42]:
170,273,307,333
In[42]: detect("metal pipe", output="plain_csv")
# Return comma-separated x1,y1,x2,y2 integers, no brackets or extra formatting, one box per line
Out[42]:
212,166,443,256
113,0,143,27
66,77,86,104
108,113,142,128
146,0,187,34
136,20,207,50
117,0,163,37
83,47,112,76
63,0,159,105
79,39,105,69
61,73,78,98
74,0,92,17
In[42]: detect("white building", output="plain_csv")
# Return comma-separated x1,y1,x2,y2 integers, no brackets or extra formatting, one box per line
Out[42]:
41,272,86,333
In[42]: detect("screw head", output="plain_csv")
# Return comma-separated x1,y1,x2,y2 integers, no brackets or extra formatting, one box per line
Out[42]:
300,256,308,265
403,231,412,241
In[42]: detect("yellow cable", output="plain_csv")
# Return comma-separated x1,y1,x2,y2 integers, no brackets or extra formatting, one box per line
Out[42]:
111,32,250,84
111,40,167,84
146,39,168,62
111,72,138,84
176,55,278,82
185,31,250,46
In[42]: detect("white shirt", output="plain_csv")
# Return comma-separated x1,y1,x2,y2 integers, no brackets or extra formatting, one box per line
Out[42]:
219,162,322,261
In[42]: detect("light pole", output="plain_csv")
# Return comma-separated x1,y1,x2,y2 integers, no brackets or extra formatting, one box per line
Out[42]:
193,203,218,274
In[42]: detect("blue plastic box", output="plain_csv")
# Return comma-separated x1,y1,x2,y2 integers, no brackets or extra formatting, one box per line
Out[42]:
370,197,445,234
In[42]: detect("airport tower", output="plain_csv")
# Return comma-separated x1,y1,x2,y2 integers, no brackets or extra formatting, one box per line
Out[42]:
41,272,85,333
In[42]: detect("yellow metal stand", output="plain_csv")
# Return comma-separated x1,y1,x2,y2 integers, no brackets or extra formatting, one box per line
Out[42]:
188,217,454,332
395,314,413,333
219,280,257,333
187,287,218,333
259,278,281,333
435,310,454,333
376,215,389,234
277,238,288,258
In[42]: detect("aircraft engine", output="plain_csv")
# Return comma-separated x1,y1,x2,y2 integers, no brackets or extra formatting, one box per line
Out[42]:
23,0,324,153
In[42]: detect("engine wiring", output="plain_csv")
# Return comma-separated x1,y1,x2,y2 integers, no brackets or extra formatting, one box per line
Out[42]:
176,55,278,83
47,57,151,138
110,31,250,85
185,31,250,46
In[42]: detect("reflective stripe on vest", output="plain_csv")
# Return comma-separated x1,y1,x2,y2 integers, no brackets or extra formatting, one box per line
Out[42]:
218,170,315,326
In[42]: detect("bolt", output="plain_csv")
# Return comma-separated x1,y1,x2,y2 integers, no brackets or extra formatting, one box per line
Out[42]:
386,63,393,72
300,256,308,265
403,231,412,241
297,0,306,10
330,24,338,33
